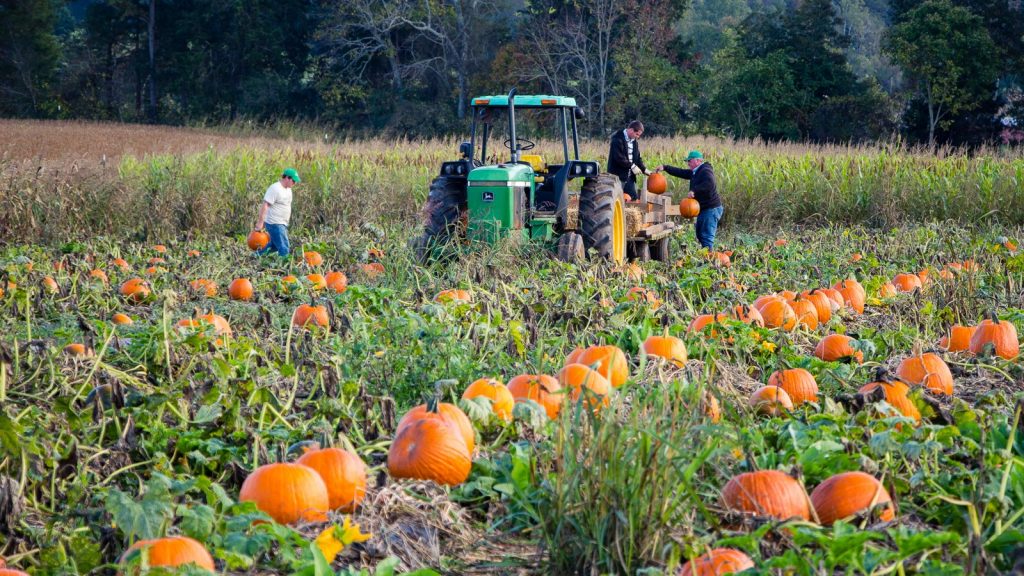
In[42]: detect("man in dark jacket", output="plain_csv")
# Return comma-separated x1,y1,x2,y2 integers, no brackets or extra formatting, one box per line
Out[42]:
607,120,651,200
656,151,724,249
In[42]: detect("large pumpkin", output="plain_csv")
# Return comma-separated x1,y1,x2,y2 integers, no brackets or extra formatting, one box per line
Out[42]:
730,304,764,327
789,298,819,330
388,417,472,486
558,363,612,410
239,462,330,524
575,345,629,388
197,312,231,336
688,313,728,337
325,271,348,294
810,471,895,525
0,570,30,576
892,273,922,293
754,296,796,331
858,378,920,423
247,230,270,250
896,352,954,395
749,386,793,416
646,172,668,194
814,334,864,363
798,290,832,324
680,198,701,219
969,315,1019,359
939,324,975,352
767,368,818,405
119,278,151,303
398,402,475,454
680,548,754,576
721,470,811,521
831,279,866,314
121,536,215,572
462,378,515,422
297,447,368,512
507,374,562,419
228,278,254,301
292,304,330,330
641,334,688,368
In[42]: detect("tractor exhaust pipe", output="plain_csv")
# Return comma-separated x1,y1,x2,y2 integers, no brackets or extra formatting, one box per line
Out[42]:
507,87,518,164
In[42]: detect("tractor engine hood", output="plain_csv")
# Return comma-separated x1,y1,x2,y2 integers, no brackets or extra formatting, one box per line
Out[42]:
468,163,534,185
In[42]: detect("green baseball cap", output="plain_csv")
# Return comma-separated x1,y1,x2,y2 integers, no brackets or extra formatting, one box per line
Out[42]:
282,168,301,183
686,150,704,161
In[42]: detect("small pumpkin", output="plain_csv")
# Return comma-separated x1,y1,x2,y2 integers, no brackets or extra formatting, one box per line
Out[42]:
688,313,728,337
810,471,895,526
398,402,475,454
969,314,1019,359
388,417,472,486
565,347,585,365
680,198,700,219
799,289,833,324
120,278,150,303
939,324,975,352
121,536,214,572
292,304,330,331
749,386,793,416
228,278,254,301
896,352,954,395
730,304,764,327
239,462,330,524
296,447,368,512
325,271,348,294
767,368,818,405
507,374,562,419
722,469,811,521
111,257,130,271
641,334,687,368
42,276,59,293
878,281,898,298
247,230,270,250
189,278,218,297
754,296,796,331
893,273,922,293
646,172,668,194
89,269,108,284
818,288,845,311
112,313,133,326
304,251,324,267
814,334,864,363
435,289,472,304
680,548,754,576
64,343,93,357
626,286,661,309
0,570,30,576
789,298,819,330
858,376,920,423
306,273,327,291
197,313,232,336
575,345,629,387
462,378,515,422
558,363,612,410
832,278,866,314
361,262,385,277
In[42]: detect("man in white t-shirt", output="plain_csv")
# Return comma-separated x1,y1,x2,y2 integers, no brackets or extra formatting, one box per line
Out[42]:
254,167,300,257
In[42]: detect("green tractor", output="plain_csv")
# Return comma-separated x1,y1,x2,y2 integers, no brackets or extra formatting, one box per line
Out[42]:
412,88,681,263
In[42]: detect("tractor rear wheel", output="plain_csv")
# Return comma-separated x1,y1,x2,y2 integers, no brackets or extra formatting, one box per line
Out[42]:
557,232,584,262
579,174,627,263
411,176,467,262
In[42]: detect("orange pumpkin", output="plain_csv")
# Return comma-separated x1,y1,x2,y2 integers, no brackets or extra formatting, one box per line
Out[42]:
858,379,920,423
730,304,764,327
111,257,130,271
680,548,754,576
814,334,864,363
575,345,630,387
462,378,515,422
878,281,898,298
152,244,167,254
228,278,254,301
810,471,895,525
361,262,385,277
722,470,811,521
896,352,954,395
297,447,368,512
280,275,300,293
64,343,93,357
89,269,108,284
325,271,348,294
435,289,472,304
819,288,845,311
507,374,563,419
969,315,1019,359
112,313,133,326
292,304,330,331
832,278,866,314
120,278,150,303
688,313,728,337
42,276,59,293
121,536,214,572
626,286,661,309
777,290,797,301
388,417,472,486
306,273,327,291
187,249,201,258
789,298,819,330
398,402,475,454
749,386,793,416
680,198,700,219
0,570,31,576
565,347,585,365
799,290,833,324
767,368,818,405
248,230,270,250
147,257,165,265
646,172,668,194
558,363,612,410
304,251,324,266
754,296,796,331
189,278,218,297
893,273,922,293
641,334,687,368
197,313,231,336
239,462,330,524
939,324,976,352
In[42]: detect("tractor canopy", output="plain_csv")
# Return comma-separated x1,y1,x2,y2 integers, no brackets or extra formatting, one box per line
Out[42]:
471,95,577,108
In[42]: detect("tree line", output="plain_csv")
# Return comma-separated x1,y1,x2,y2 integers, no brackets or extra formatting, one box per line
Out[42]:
1,0,1022,147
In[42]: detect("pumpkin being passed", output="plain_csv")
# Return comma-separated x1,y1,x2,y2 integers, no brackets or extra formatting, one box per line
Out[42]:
646,172,668,194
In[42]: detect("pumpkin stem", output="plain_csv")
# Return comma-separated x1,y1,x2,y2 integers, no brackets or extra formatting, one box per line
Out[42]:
873,366,891,383
989,310,999,324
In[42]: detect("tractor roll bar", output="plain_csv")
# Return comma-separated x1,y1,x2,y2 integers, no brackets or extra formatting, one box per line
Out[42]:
507,87,518,163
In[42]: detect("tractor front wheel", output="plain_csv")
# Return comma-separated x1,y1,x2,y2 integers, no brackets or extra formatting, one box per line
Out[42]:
411,176,467,262
579,174,627,263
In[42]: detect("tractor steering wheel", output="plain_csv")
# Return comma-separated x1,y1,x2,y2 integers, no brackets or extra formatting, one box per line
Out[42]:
503,137,536,152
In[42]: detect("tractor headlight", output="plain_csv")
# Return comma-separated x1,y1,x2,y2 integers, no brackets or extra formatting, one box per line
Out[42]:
456,164,465,175
444,165,453,175
574,164,582,175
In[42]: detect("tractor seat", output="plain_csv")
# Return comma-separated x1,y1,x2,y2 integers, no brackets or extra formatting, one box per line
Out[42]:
521,154,547,183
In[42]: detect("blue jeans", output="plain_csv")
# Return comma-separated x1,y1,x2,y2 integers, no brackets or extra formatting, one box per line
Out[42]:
695,206,723,249
258,223,290,257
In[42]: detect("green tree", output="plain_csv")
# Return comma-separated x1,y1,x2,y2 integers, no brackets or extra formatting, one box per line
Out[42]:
883,0,999,146
0,0,62,116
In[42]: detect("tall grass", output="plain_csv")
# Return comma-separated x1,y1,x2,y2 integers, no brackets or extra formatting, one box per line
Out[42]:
2,119,1023,243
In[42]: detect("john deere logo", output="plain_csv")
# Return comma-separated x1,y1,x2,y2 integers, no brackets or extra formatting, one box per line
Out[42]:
482,191,494,202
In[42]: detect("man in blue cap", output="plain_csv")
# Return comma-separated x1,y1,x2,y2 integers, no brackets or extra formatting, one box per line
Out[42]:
254,167,301,257
656,151,723,249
